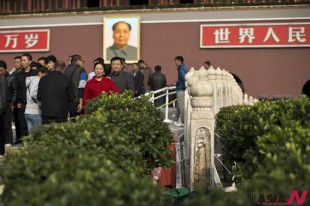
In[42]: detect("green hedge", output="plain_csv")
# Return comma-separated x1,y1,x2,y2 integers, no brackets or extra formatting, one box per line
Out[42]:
28,92,173,174
1,92,173,205
254,119,310,185
182,97,310,205
216,97,310,181
1,145,161,206
85,92,173,172
26,111,146,175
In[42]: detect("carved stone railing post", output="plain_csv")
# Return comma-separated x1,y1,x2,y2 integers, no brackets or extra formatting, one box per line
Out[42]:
253,98,259,104
249,96,254,105
181,64,256,191
185,68,199,160
243,93,249,105
187,67,215,191
229,73,234,105
207,66,217,115
183,67,197,189
230,79,236,105
229,73,238,105
222,70,228,107
238,83,243,105
235,81,243,105
215,67,223,113
184,68,196,141
226,71,232,106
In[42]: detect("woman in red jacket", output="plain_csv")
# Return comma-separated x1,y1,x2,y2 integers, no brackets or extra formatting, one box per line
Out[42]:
84,61,119,106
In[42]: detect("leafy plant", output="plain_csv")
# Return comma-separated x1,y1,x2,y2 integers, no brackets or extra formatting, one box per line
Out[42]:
26,111,146,175
216,97,310,181
1,145,161,206
1,91,172,205
85,92,173,172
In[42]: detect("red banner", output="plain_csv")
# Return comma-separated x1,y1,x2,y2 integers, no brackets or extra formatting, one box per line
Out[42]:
200,23,310,48
0,29,50,52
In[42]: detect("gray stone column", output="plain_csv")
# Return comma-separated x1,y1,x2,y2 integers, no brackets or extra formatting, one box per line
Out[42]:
182,67,198,189
187,67,215,191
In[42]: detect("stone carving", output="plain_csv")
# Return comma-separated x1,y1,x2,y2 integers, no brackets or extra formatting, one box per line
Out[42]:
189,72,214,121
184,66,246,191
217,88,221,97
193,127,211,186
186,67,215,191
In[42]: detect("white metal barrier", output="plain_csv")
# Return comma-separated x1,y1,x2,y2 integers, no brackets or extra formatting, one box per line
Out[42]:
146,86,177,123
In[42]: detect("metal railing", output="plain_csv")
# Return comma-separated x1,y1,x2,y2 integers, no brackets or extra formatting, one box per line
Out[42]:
214,132,233,177
214,132,237,191
146,86,177,123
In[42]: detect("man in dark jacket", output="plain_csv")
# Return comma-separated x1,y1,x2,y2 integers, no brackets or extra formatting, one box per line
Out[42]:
15,53,36,143
131,63,144,97
138,59,153,94
0,73,7,155
10,56,22,142
38,62,75,124
63,54,87,118
0,60,17,145
110,57,135,95
148,65,167,107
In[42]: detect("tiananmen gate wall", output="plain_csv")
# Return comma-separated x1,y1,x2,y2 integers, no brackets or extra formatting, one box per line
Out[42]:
0,6,310,98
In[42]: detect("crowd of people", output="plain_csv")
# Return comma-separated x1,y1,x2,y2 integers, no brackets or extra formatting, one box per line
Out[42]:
0,53,172,155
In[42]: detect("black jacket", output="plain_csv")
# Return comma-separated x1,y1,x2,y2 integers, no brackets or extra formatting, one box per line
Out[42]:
16,68,37,104
133,71,144,97
0,75,7,112
148,71,167,91
4,73,17,104
38,71,75,118
63,63,82,102
110,71,135,94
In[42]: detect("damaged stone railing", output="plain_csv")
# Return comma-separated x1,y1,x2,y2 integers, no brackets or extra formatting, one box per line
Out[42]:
181,66,257,191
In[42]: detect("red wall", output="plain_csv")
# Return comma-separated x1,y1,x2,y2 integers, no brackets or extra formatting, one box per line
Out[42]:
1,20,310,98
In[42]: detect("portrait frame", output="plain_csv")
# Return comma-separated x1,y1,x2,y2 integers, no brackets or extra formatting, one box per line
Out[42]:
103,15,141,63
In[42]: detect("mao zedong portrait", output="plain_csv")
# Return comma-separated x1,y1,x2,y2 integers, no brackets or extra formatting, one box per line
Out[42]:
106,21,138,61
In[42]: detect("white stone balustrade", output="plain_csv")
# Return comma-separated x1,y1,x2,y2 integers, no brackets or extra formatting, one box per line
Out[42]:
243,93,249,105
249,96,254,105
222,70,228,107
187,67,215,190
206,66,217,115
215,67,223,114
183,66,251,191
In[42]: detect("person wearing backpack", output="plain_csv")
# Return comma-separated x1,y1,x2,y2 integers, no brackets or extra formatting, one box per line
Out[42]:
63,54,87,118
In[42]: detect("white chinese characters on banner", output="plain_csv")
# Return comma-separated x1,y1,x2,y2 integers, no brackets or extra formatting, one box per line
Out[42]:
211,26,306,44
25,34,39,48
4,34,19,48
288,27,306,43
213,28,230,44
239,28,255,43
0,29,49,52
4,33,39,49
263,27,280,43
